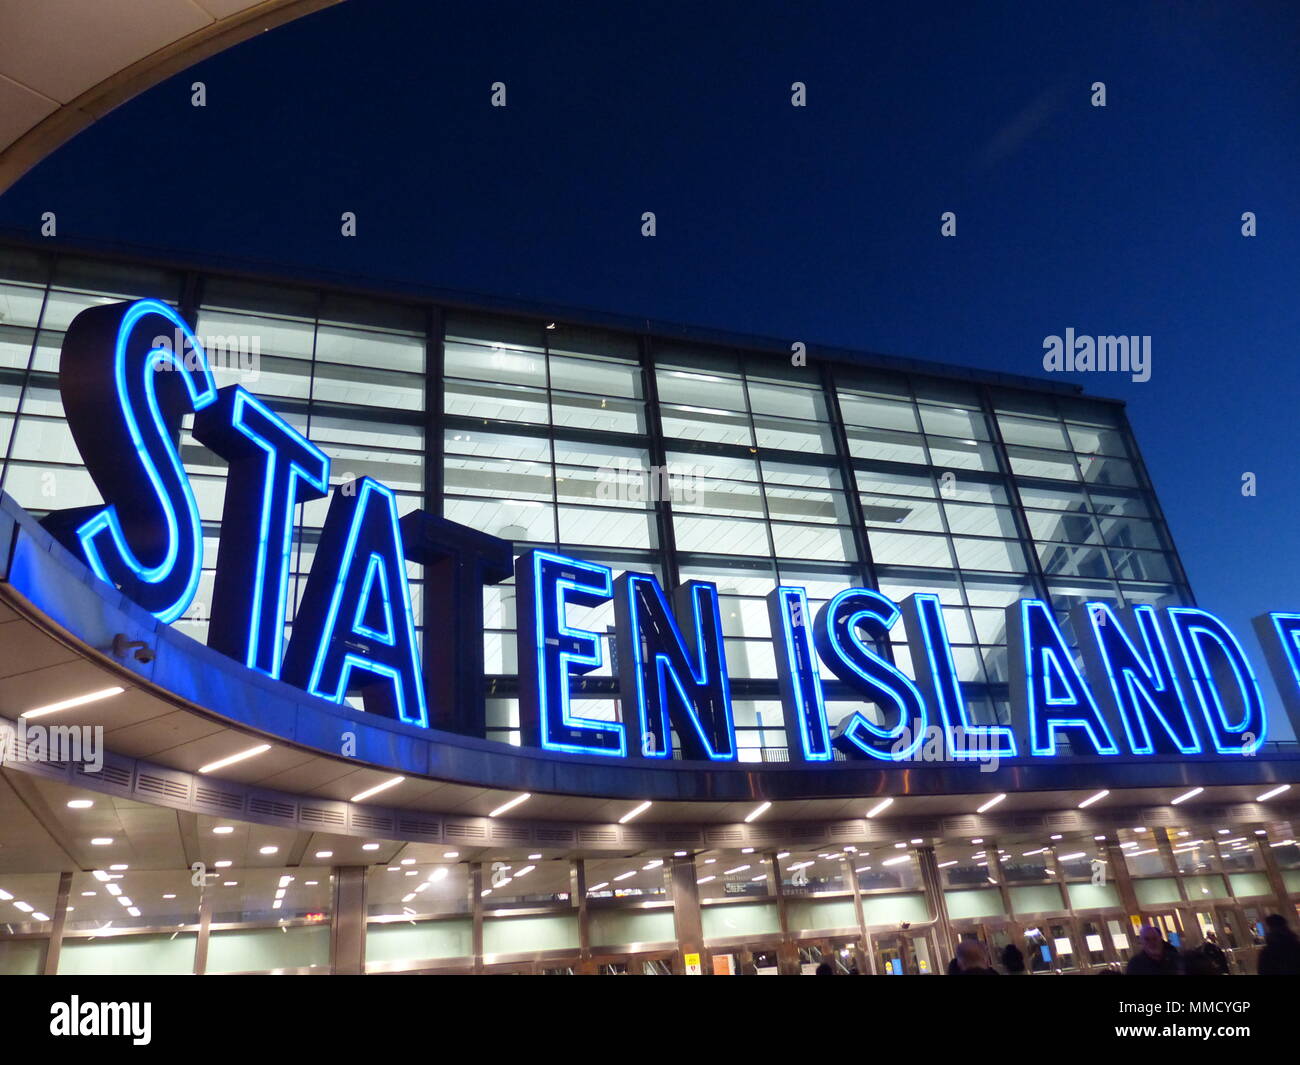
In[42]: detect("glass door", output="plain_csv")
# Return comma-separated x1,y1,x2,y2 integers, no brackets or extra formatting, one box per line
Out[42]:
1145,910,1186,950
1077,918,1112,969
874,932,909,975
907,928,940,974
1022,924,1061,972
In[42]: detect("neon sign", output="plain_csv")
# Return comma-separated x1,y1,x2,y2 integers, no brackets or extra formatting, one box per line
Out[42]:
38,300,1299,766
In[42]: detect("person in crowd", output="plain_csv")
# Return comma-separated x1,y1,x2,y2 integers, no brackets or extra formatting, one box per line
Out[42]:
1199,931,1230,975
1125,924,1183,975
1000,942,1026,974
949,938,998,975
1257,913,1300,975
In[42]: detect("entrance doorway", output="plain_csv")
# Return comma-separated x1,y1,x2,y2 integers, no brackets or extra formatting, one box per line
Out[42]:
872,928,940,974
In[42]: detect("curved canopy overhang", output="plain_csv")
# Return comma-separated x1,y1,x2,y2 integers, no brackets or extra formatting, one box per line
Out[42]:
0,0,344,195
1,490,1298,870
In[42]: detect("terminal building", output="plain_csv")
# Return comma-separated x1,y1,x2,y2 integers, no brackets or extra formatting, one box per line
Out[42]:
0,237,1297,976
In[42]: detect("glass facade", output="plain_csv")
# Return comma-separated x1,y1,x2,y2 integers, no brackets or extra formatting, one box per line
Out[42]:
0,242,1193,756
3,242,1294,978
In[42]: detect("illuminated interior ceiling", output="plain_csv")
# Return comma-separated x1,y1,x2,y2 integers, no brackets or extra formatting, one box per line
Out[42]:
0,0,345,194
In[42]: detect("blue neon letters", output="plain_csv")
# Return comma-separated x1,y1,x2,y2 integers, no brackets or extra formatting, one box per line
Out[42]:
613,573,735,761
195,386,330,677
281,478,428,727
767,586,834,761
46,300,216,623
44,298,1300,766
812,588,928,761
1072,602,1200,755
1007,599,1119,757
903,593,1017,759
516,550,623,756
1164,608,1266,755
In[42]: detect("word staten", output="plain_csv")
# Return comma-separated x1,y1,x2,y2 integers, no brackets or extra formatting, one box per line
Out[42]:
38,300,1300,766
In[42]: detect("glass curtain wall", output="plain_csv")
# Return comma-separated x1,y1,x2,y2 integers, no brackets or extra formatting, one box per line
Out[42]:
0,244,1193,753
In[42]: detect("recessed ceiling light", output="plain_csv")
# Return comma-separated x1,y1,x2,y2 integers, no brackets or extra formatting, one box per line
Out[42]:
21,686,124,720
212,826,234,835
315,851,333,859
67,799,94,810
109,864,128,871
89,838,113,846
362,843,381,851
223,881,238,887
162,894,176,900
259,846,278,856
215,860,232,869
198,743,271,774
442,851,459,859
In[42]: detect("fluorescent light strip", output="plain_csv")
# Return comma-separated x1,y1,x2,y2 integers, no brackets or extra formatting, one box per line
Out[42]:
350,776,405,803
976,793,1006,814
489,793,531,818
198,743,272,774
618,801,652,824
866,797,893,818
21,686,124,720
744,801,771,823
1170,787,1204,805
1257,783,1291,802
1078,789,1109,809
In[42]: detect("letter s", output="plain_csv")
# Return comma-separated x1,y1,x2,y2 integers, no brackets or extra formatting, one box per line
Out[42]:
43,300,215,623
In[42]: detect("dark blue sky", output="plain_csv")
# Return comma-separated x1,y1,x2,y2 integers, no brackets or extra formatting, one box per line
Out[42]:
2,0,1298,734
